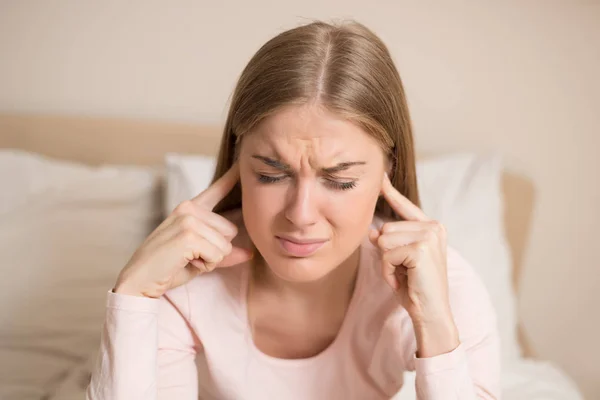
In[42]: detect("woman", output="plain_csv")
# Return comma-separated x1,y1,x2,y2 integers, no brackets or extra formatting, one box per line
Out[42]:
87,20,500,399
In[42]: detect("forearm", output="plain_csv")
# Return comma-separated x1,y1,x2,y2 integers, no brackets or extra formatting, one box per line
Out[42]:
87,291,160,400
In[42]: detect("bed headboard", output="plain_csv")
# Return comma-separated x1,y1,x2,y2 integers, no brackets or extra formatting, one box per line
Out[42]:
0,111,535,356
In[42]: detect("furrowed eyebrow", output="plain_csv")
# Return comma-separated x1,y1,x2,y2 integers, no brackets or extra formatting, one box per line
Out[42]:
251,155,365,173
251,155,291,171
321,161,366,174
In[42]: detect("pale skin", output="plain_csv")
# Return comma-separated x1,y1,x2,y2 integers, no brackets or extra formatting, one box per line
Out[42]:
114,104,459,360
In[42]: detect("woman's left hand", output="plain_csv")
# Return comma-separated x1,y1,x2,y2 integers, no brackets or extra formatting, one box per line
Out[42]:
369,173,459,356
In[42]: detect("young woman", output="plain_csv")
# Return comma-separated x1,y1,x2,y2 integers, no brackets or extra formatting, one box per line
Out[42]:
87,20,500,399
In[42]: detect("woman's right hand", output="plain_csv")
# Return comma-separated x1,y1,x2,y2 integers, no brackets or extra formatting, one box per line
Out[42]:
113,163,252,298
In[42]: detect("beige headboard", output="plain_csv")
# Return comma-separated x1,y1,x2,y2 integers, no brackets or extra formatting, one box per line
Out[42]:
0,112,535,356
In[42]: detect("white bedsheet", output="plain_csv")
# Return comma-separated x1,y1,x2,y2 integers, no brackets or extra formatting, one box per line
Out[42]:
394,359,583,400
500,360,584,400
48,357,583,400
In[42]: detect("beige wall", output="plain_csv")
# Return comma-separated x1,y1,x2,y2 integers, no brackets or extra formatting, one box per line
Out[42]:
1,1,599,397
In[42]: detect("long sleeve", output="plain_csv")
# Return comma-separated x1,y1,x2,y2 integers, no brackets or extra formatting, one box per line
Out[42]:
411,248,501,399
86,287,200,400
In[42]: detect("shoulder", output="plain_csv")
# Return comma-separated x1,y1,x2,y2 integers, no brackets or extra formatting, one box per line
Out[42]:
434,246,499,352
165,264,247,323
445,246,498,328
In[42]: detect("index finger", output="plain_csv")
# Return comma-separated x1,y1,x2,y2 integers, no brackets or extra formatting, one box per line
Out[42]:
192,163,240,210
381,173,430,222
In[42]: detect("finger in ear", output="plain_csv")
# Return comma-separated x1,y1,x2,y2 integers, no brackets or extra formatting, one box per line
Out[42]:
369,228,380,245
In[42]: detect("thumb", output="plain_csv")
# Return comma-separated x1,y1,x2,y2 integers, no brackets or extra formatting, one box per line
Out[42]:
218,246,254,268
382,260,400,291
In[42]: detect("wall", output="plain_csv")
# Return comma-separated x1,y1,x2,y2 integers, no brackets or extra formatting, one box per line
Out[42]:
1,1,598,397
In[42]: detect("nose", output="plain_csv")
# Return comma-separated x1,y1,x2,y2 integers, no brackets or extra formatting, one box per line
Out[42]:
284,177,319,227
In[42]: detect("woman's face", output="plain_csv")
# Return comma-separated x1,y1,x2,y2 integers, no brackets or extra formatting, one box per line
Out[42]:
239,104,387,282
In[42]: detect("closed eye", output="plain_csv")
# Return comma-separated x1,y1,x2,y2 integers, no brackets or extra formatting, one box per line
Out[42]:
257,174,286,184
327,180,357,190
257,174,357,191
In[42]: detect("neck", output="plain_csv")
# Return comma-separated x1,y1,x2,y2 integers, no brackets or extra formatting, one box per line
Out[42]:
252,247,361,305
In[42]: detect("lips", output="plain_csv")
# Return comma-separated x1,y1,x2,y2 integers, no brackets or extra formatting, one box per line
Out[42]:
276,235,328,257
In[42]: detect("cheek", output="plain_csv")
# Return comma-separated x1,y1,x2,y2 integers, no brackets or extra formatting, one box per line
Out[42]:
240,174,283,230
325,183,381,230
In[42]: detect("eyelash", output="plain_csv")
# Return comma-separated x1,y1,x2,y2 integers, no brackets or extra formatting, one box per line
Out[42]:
257,174,357,191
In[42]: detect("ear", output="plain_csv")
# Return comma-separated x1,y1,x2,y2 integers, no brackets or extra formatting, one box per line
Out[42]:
385,157,394,181
383,152,393,172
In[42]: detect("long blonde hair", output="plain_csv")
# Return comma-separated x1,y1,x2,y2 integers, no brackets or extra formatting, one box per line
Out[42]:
212,20,420,220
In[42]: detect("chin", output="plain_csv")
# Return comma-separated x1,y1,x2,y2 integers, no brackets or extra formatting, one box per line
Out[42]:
262,252,337,282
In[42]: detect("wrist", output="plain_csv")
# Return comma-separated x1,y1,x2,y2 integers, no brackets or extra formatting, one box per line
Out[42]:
113,277,147,298
413,313,460,358
113,284,143,297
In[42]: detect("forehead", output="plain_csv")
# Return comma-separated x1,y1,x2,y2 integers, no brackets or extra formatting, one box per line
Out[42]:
244,104,380,158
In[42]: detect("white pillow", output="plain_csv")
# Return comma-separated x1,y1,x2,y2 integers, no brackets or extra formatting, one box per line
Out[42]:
163,152,520,364
0,150,162,398
164,152,217,215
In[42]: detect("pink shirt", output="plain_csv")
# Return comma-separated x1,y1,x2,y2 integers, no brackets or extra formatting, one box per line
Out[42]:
86,214,500,399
